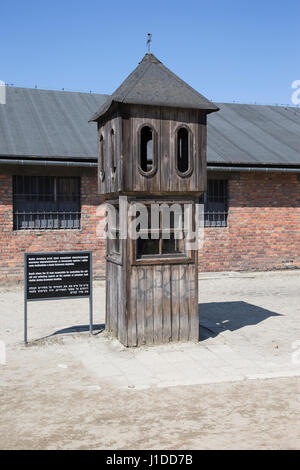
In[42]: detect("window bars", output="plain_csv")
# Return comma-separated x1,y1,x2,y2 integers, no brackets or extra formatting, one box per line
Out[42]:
13,176,81,230
200,179,228,227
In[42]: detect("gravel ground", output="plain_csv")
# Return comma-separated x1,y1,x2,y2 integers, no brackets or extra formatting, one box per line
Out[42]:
1,271,300,449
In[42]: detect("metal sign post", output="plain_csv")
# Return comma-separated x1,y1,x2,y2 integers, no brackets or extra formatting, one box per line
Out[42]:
89,253,93,335
24,251,93,345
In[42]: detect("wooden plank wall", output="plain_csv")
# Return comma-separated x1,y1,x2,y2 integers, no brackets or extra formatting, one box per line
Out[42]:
124,105,206,195
98,104,206,197
128,264,198,346
98,112,122,195
106,261,127,345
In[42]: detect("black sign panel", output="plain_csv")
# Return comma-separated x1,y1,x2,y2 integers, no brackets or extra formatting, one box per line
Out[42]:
25,251,91,300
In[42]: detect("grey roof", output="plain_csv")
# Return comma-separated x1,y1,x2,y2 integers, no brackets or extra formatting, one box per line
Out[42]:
0,87,300,167
208,103,300,166
89,53,219,121
0,86,108,160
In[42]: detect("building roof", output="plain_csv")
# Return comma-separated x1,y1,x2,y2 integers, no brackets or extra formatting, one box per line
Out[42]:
89,53,219,121
0,86,108,160
209,103,300,166
0,86,300,167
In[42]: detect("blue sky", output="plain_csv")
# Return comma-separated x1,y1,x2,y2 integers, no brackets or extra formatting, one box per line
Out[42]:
1,0,299,104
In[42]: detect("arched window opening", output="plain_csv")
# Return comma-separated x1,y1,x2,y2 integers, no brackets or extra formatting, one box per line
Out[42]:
177,127,189,174
99,134,105,181
110,129,116,172
140,126,153,173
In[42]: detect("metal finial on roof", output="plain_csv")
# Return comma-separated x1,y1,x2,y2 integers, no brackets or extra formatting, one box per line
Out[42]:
147,33,152,53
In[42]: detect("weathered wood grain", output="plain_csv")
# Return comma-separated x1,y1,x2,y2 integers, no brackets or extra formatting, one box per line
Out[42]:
153,266,163,344
127,263,198,345
100,100,206,347
171,265,180,341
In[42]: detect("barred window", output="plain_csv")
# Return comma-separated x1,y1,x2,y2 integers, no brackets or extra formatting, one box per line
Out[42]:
13,175,81,230
200,179,228,227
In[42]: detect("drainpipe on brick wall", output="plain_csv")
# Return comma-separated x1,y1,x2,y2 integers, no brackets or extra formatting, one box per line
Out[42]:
208,166,300,173
0,159,97,167
1,159,300,173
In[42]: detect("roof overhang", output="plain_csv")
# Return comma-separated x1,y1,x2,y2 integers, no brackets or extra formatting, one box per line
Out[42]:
89,98,219,122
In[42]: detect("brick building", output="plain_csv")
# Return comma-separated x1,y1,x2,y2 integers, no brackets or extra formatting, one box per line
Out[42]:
0,84,300,282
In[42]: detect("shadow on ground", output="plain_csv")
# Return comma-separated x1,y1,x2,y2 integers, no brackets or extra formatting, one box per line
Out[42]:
35,324,106,342
53,324,105,335
199,301,282,340
31,303,282,344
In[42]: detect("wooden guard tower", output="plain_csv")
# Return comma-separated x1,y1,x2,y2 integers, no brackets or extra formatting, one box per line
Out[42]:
90,53,219,346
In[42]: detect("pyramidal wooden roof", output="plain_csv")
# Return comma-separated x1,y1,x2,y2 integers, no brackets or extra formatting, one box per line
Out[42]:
89,53,219,121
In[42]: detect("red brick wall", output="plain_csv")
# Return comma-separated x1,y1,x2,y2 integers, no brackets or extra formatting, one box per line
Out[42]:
0,173,106,282
1,171,300,281
199,172,300,272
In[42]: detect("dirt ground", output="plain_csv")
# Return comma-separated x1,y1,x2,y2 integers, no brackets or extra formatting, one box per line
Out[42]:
1,271,300,449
